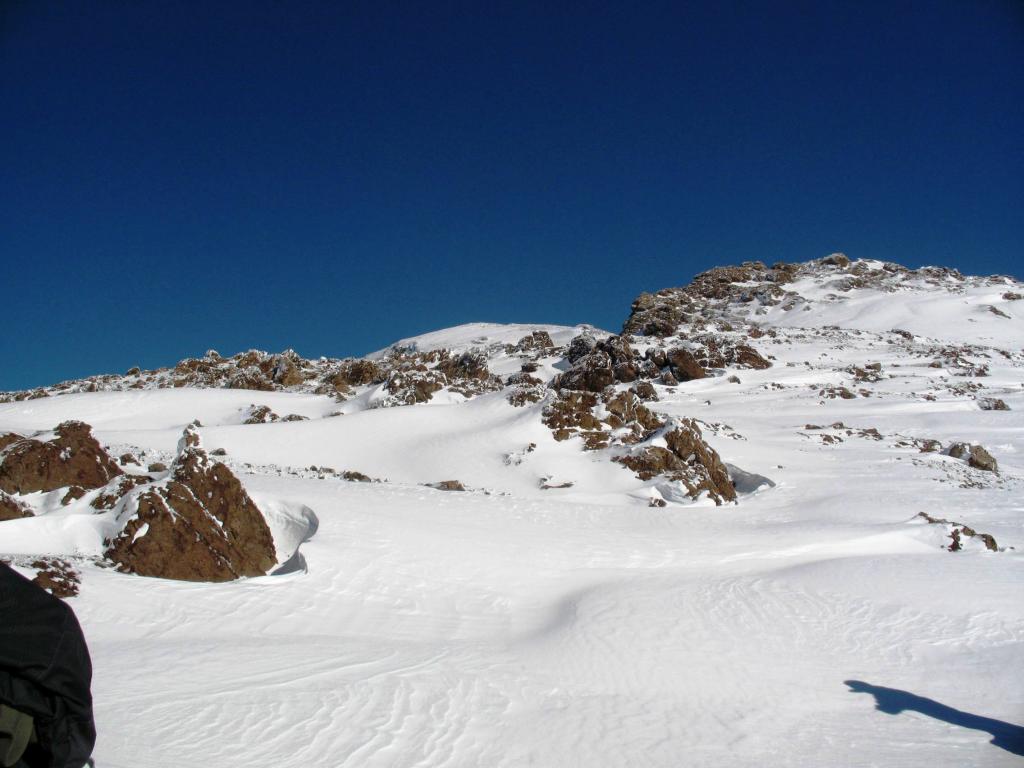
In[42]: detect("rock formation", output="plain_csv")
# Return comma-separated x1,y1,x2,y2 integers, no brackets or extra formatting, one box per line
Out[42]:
0,421,121,495
104,424,277,582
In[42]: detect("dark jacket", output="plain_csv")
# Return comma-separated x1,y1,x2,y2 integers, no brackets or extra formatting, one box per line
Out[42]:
0,564,95,768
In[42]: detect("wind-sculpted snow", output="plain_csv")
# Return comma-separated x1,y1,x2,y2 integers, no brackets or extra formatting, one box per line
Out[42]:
0,255,1022,765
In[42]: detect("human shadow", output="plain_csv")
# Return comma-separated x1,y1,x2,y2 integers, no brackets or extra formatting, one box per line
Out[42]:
845,680,1024,756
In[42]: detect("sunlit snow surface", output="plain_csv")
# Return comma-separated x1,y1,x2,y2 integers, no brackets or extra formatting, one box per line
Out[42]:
2,304,1023,766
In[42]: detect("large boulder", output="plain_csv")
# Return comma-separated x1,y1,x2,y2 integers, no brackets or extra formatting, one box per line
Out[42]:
0,421,121,495
667,348,706,381
104,425,277,581
553,350,615,392
947,442,998,473
615,419,736,505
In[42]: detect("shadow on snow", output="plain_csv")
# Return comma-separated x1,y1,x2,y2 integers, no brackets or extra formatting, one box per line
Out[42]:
845,679,1024,756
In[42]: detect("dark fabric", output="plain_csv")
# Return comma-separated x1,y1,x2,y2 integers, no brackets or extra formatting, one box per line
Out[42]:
0,564,94,768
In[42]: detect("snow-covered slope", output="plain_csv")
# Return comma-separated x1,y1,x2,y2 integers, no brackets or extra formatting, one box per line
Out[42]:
1,255,1022,766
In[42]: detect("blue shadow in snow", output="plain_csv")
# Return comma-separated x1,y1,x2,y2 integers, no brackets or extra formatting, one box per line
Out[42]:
845,680,1024,756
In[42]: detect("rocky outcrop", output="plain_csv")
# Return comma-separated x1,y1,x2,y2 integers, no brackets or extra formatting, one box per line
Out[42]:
0,421,122,495
512,331,555,354
104,425,277,582
666,348,706,381
947,442,998,473
427,480,466,492
916,512,998,552
0,490,32,521
615,419,736,505
505,372,547,406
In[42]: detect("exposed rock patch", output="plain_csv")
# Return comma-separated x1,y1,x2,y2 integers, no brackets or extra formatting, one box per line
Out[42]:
947,442,998,473
104,424,277,582
0,421,122,495
428,480,466,492
0,490,33,521
915,512,998,552
614,419,736,505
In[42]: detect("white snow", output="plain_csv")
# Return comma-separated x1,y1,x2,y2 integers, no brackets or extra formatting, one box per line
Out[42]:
1,277,1022,766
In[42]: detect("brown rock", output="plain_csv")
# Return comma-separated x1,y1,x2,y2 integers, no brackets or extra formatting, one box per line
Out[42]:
104,425,277,581
979,398,1009,411
554,350,615,392
0,421,122,495
515,331,555,353
0,490,32,521
615,419,736,505
542,391,602,439
0,433,24,452
61,486,87,505
30,558,80,598
90,475,152,511
243,405,279,424
429,480,466,491
733,345,772,370
631,381,658,402
667,348,706,381
947,442,998,472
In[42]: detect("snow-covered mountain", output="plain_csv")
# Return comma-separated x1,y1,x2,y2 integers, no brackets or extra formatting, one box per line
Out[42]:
2,254,1022,766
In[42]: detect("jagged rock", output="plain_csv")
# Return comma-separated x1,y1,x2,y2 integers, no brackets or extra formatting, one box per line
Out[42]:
384,367,446,404
947,442,998,472
90,475,152,511
104,425,277,581
553,350,615,392
119,453,139,466
631,381,658,401
733,345,771,370
429,480,466,491
226,370,275,391
270,351,304,386
148,462,168,473
514,331,555,353
505,372,547,407
243,405,279,424
614,419,736,505
30,558,80,598
542,391,602,441
1003,291,1021,301
821,252,850,267
565,331,598,363
61,486,86,505
0,490,32,521
0,432,24,451
915,512,998,552
602,390,664,441
0,421,122,495
667,348,706,381
341,470,372,482
280,414,309,422
327,359,385,393
978,398,1009,411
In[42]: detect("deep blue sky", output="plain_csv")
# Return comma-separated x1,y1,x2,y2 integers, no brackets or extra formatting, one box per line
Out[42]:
2,1,1022,391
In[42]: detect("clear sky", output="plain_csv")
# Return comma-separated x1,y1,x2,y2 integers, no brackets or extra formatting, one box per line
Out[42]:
2,1,1022,391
